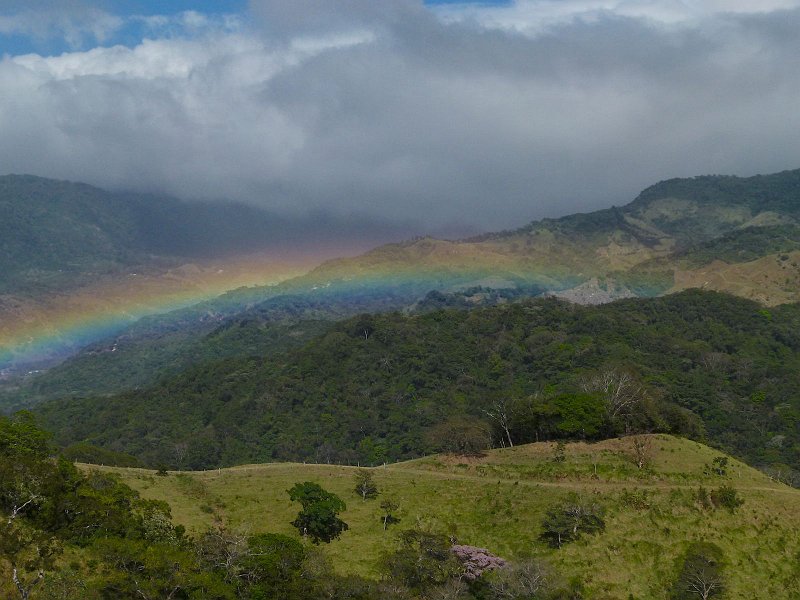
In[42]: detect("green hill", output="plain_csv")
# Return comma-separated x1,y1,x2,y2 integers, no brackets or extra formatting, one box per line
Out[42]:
34,290,800,484
90,435,800,599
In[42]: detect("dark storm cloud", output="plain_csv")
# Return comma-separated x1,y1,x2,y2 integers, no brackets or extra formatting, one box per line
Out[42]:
1,1,800,231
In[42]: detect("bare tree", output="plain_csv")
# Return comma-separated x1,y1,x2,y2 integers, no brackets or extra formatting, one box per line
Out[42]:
682,564,724,600
196,523,250,582
627,435,654,470
173,442,188,470
673,542,725,600
582,368,645,424
490,559,555,599
482,398,515,448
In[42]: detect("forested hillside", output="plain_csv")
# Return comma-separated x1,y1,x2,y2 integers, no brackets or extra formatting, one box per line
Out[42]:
36,290,800,482
0,174,406,296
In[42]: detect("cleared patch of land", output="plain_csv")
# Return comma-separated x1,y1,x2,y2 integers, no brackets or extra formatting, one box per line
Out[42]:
671,250,800,306
87,435,800,599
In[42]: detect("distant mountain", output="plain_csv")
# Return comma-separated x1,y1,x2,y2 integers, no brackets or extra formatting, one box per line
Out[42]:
6,167,800,404
297,169,800,302
0,174,410,296
0,174,415,373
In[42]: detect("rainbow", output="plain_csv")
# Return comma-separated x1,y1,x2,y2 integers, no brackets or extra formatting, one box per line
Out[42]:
0,237,671,375
0,255,315,373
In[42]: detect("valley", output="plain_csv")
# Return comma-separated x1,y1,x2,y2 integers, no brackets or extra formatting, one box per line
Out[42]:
4,168,800,599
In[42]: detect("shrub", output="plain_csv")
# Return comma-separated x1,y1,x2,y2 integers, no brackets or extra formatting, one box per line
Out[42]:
540,495,606,548
710,486,744,512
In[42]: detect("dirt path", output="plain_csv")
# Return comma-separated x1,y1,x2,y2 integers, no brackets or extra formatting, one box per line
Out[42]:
384,465,798,495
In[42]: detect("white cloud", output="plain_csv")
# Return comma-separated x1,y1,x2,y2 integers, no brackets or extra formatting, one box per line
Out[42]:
0,7,122,49
1,1,800,230
434,0,800,33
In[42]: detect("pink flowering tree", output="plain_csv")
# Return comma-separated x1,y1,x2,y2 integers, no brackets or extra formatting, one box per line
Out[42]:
450,544,508,581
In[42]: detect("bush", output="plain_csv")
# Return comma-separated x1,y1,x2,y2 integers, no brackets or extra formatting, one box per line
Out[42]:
710,486,744,512
540,495,606,548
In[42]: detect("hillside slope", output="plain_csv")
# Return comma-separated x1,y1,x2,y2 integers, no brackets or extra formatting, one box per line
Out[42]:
36,290,800,481
297,169,800,299
11,168,800,404
95,435,800,599
0,174,411,373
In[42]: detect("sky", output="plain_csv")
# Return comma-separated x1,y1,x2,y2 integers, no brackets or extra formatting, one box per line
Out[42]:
1,0,800,233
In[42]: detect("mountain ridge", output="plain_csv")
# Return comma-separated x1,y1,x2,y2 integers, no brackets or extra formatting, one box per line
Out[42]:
6,167,800,404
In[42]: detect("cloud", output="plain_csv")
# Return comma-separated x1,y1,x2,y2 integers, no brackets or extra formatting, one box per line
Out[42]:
1,1,800,231
0,1,123,49
433,0,800,32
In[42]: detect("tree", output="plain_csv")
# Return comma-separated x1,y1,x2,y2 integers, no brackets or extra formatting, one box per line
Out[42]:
92,537,234,599
196,524,250,584
353,470,379,500
581,368,646,425
287,482,348,544
487,558,558,599
0,415,61,599
382,529,461,591
379,498,400,531
626,434,654,470
238,533,306,598
551,393,607,439
1,521,60,600
671,542,725,600
425,417,491,457
540,495,605,548
482,398,516,448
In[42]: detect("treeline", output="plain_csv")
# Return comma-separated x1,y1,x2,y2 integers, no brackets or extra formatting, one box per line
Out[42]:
33,290,800,478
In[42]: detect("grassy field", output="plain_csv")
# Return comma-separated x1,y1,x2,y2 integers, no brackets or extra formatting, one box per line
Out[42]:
89,435,800,599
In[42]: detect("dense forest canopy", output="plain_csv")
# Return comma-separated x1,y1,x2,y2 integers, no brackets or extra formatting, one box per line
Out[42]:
33,290,800,481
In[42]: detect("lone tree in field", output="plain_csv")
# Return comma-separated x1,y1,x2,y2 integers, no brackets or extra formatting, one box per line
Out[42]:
540,495,606,548
379,498,400,531
353,470,379,500
627,434,654,470
671,542,725,600
287,482,348,544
